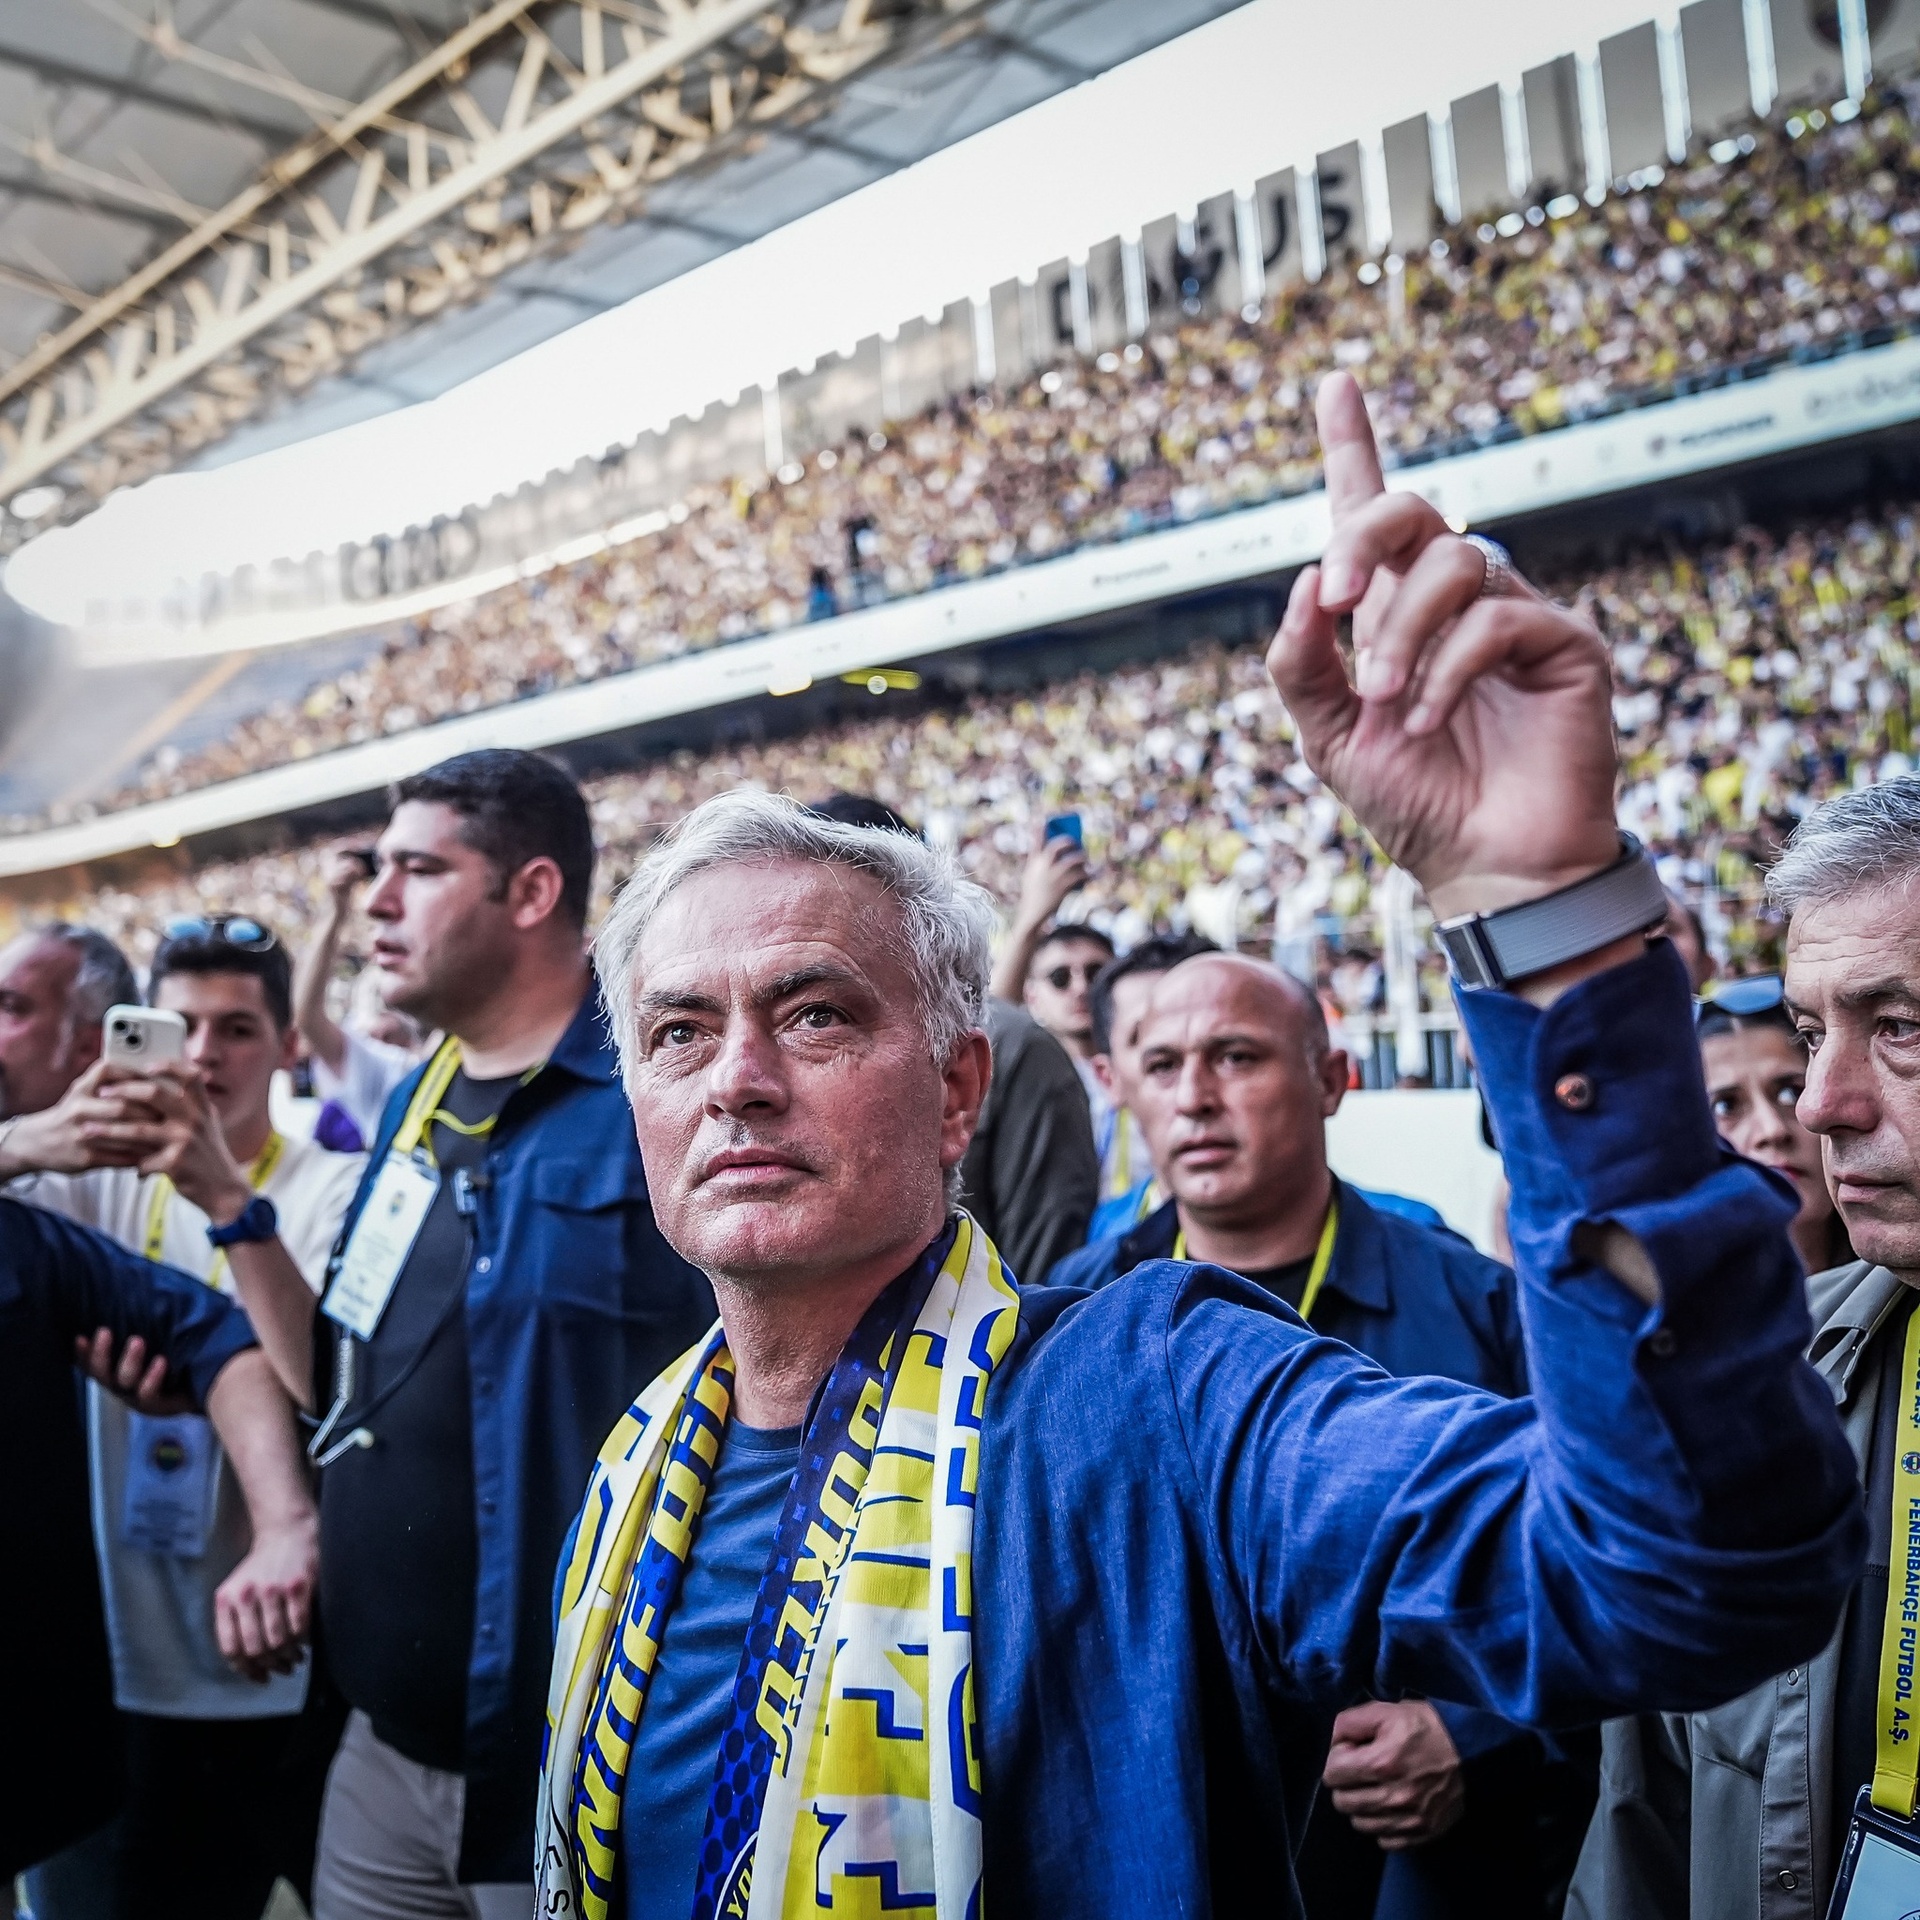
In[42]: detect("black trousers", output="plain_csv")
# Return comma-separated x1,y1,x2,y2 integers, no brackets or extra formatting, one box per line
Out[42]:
1294,1734,1598,1920
119,1672,348,1920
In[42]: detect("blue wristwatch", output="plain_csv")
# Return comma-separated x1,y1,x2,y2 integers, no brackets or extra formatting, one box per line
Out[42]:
207,1193,278,1248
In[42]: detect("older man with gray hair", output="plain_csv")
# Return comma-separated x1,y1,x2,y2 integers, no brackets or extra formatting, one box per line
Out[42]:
1573,770,1920,1920
535,376,1864,1920
0,922,137,1123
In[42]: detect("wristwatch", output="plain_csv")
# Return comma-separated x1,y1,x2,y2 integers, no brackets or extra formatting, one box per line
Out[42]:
207,1193,279,1248
1434,833,1668,991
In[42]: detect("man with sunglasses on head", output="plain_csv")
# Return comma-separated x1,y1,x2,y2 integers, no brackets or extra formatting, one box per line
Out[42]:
232,748,710,1920
1573,781,1920,1920
1,913,365,1920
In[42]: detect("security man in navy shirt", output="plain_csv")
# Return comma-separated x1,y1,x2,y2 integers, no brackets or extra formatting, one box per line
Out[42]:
1050,951,1588,1917
1,1195,317,1886
216,751,714,1920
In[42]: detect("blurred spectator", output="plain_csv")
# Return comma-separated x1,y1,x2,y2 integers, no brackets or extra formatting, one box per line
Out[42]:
3,918,363,1920
1696,974,1852,1275
1657,890,1716,992
0,924,137,1122
1083,932,1220,1240
35,79,1920,836
959,997,1099,1284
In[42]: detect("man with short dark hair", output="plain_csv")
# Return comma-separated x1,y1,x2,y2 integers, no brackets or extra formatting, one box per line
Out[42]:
2,915,365,1920
229,748,714,1920
1083,933,1219,1237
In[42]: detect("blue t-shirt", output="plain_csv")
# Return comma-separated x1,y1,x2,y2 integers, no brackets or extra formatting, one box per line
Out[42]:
618,1419,800,1920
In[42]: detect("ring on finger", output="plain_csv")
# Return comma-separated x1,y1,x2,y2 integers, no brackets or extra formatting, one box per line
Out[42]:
1464,533,1517,600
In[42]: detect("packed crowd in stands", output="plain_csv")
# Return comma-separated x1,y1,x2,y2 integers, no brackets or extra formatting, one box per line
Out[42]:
32,74,1920,827
33,474,1920,1010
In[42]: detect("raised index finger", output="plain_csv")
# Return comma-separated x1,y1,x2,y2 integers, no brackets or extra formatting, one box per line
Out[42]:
1317,371,1386,524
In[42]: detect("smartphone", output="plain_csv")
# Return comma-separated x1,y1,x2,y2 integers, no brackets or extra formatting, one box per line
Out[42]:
103,1005,187,1070
1044,813,1084,848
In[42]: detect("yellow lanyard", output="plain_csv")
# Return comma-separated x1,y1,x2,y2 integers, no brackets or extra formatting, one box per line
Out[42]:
1173,1196,1340,1324
389,1034,540,1168
392,1037,466,1164
1873,1302,1920,1815
144,1129,285,1293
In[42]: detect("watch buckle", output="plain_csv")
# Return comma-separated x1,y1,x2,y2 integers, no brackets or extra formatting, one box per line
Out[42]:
1437,916,1501,992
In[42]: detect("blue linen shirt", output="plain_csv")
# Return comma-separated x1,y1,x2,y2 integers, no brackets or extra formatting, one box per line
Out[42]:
576,942,1864,1916
1048,1177,1527,1772
1,1197,258,1877
322,981,715,1883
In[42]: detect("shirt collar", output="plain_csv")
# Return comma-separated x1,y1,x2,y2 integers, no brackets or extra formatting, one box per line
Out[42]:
1809,1261,1915,1402
544,971,620,1085
1121,1180,1375,1304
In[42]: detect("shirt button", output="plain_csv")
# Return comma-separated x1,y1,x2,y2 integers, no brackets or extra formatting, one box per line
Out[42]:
1777,1870,1798,1891
1786,1668,1801,1684
1646,1329,1678,1359
475,1255,492,1274
1554,1073,1596,1111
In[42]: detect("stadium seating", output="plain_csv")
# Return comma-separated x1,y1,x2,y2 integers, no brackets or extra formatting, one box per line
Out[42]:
37,75,1920,834
54,471,1920,1015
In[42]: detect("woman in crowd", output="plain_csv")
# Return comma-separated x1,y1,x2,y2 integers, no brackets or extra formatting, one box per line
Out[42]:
1698,976,1852,1277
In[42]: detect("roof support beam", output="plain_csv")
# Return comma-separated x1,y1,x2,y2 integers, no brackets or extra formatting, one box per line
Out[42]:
0,171,175,231
0,0,998,518
0,49,300,148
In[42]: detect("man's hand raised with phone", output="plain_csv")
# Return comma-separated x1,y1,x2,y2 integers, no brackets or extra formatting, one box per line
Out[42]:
0,1057,153,1180
1266,374,1629,1002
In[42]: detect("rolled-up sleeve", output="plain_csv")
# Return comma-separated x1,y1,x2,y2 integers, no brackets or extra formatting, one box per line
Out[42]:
1170,941,1864,1727
4,1196,256,1405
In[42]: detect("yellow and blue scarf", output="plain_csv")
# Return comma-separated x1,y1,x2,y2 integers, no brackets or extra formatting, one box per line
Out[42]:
535,1213,1019,1920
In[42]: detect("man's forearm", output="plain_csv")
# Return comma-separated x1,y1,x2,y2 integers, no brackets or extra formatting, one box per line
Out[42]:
1456,941,1863,1686
988,917,1046,1006
204,1346,318,1677
294,903,351,1077
226,1240,319,1411
204,1347,314,1530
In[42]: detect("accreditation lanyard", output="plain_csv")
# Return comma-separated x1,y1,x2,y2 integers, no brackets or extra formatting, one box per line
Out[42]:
311,1038,535,1466
1173,1196,1340,1324
1873,1302,1920,1817
144,1129,285,1295
390,1034,538,1165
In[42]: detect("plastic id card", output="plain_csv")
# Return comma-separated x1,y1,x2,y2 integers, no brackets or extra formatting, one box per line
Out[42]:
122,1412,221,1557
321,1156,439,1340
1828,1787,1920,1917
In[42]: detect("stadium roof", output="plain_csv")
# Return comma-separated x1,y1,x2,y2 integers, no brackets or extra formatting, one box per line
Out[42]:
0,0,1241,551
8,0,1728,626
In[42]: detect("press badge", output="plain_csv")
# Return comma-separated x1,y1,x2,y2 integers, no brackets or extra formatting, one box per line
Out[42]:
321,1156,439,1340
122,1412,220,1558
1829,1788,1920,1916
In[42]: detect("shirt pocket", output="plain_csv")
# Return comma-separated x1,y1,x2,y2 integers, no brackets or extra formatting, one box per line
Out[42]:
526,1153,666,1317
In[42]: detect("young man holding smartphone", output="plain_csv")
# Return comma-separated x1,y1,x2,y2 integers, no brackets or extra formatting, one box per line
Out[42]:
1,916,365,1920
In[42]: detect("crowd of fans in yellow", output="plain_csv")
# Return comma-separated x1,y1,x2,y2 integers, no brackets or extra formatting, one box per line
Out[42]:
20,81,1920,1011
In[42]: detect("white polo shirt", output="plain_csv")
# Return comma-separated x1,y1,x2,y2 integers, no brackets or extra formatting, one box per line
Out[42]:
19,1130,364,1719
